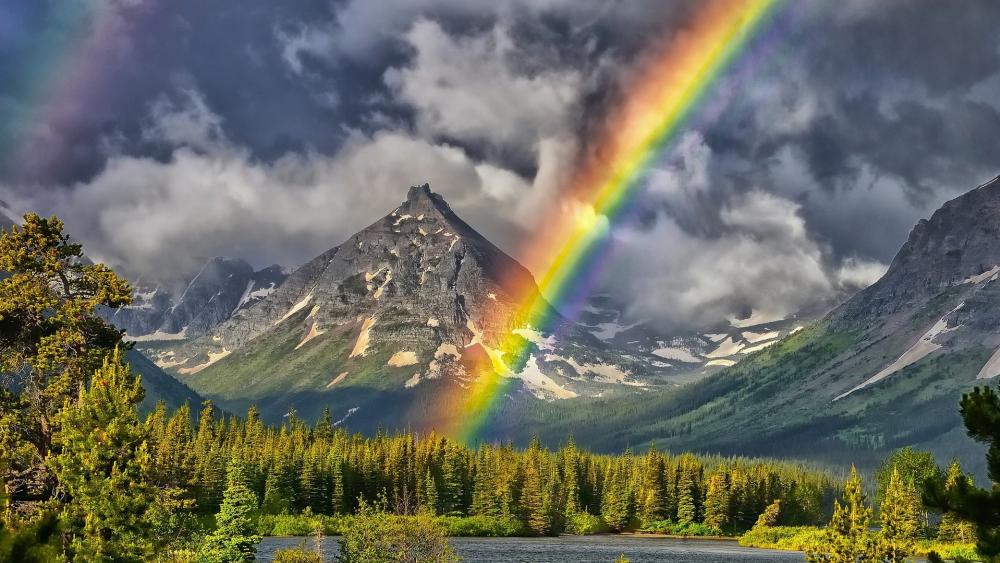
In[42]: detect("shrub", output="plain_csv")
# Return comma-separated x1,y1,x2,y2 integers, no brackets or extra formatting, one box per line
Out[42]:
436,515,526,537
639,520,722,537
274,546,324,563
257,514,349,536
338,503,459,563
738,526,826,551
565,512,609,535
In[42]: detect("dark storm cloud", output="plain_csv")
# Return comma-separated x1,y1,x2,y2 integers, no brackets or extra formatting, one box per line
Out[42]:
2,0,999,329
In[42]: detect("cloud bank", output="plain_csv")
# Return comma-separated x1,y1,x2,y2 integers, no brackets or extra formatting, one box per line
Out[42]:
3,0,999,329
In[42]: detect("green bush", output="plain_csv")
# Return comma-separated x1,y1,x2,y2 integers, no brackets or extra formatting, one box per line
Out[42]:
338,504,459,563
914,540,979,560
738,526,828,551
435,515,526,537
565,512,609,535
257,514,349,536
273,546,323,563
639,520,723,537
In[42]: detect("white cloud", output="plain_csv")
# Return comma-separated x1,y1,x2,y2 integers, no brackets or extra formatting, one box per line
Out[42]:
384,20,582,159
14,94,553,277
143,90,225,150
611,190,834,330
836,257,888,291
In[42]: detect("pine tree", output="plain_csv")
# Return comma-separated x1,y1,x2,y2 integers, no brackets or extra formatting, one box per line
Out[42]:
48,350,158,561
639,447,666,524
754,499,781,528
876,468,918,562
0,214,132,507
471,450,499,517
330,452,346,515
806,466,874,562
439,444,465,516
562,439,582,516
422,470,439,515
936,461,975,543
923,384,1000,560
193,401,225,513
199,461,262,563
676,468,697,524
521,460,548,535
602,461,631,532
703,472,731,531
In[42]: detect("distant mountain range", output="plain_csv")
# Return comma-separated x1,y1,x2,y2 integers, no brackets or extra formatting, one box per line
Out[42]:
489,175,1000,474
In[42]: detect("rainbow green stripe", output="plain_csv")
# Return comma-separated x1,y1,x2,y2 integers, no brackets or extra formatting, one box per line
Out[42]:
452,0,784,445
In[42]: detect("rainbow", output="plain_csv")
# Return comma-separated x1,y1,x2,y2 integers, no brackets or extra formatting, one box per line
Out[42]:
1,2,162,182
449,0,785,444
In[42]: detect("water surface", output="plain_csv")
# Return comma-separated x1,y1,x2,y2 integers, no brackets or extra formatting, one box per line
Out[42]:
258,535,805,562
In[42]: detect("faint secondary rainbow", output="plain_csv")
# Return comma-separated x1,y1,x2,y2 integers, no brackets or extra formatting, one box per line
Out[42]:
449,0,785,444
2,2,161,181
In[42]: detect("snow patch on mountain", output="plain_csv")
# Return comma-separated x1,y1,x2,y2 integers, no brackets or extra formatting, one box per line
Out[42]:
127,327,189,342
276,293,313,325
326,371,349,388
652,346,701,363
349,316,377,358
513,327,556,351
514,356,577,400
835,303,964,400
963,265,1000,285
743,330,780,343
743,340,779,354
706,337,745,358
178,348,231,375
387,350,419,367
976,346,1000,379
295,305,325,349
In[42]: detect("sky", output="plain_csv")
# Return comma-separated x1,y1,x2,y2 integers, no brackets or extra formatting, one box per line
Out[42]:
1,0,999,331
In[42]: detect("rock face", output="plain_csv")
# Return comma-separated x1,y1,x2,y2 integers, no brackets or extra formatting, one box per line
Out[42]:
833,175,1000,329
104,258,287,339
142,184,673,427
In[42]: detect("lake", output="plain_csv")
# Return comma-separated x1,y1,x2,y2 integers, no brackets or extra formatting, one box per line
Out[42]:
257,535,806,562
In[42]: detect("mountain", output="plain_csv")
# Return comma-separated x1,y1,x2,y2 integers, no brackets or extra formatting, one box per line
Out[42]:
104,258,287,340
499,175,1000,471
139,184,675,427
579,294,813,382
126,349,204,412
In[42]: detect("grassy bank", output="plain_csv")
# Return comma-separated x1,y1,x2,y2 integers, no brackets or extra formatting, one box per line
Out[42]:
257,514,530,538
256,513,735,539
738,526,978,559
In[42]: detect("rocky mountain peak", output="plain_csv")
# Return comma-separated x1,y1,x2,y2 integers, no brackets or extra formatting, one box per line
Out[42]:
832,174,1000,327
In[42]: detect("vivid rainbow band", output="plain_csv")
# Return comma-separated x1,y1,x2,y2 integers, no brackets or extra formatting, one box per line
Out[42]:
452,0,784,444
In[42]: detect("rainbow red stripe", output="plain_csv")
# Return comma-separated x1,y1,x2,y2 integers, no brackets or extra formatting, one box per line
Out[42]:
448,0,785,444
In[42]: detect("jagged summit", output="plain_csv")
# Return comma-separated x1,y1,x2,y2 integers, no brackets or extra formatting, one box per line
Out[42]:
137,183,667,427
